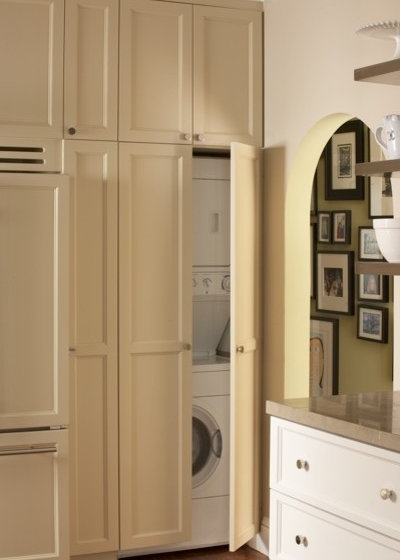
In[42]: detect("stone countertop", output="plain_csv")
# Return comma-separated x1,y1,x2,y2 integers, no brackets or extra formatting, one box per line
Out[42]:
266,391,400,453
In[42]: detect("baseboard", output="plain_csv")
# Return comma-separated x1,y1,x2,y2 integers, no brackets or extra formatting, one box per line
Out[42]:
247,516,269,557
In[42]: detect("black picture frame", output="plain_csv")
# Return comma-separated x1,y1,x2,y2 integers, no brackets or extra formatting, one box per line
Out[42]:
317,211,332,243
325,120,365,200
310,223,316,299
310,316,339,396
357,273,389,303
332,210,351,244
357,304,388,343
316,250,354,315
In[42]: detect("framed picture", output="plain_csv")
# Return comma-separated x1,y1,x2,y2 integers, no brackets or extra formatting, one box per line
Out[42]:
310,223,316,299
317,211,332,243
358,226,384,261
325,120,365,200
316,251,354,315
332,210,351,244
310,316,339,396
358,273,389,303
369,173,393,218
357,304,388,343
369,129,393,218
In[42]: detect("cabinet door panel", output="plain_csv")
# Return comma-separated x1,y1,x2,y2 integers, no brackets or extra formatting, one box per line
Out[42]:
194,7,262,148
0,0,63,138
64,0,118,140
119,143,192,550
0,173,69,430
119,0,192,144
229,143,262,551
64,141,119,555
0,429,68,560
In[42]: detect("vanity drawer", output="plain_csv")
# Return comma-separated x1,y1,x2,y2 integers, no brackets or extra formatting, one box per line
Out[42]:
270,417,400,539
269,490,400,560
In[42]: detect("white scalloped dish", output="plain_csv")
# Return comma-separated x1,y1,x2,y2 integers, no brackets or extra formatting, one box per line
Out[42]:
357,20,400,59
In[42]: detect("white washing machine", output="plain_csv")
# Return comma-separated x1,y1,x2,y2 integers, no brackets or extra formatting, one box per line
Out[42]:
191,269,230,547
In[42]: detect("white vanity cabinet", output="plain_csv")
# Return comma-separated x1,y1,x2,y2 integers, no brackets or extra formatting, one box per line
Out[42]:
269,417,400,559
0,0,64,139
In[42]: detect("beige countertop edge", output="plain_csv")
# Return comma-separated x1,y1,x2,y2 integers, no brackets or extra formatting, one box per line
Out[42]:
266,400,400,454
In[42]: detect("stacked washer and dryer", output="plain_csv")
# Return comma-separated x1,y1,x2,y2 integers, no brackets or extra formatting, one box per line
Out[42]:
191,155,231,547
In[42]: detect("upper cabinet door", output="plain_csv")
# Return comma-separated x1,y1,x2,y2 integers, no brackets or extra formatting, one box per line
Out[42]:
0,173,69,431
0,0,64,138
64,0,119,140
229,143,262,551
119,0,192,144
193,7,263,148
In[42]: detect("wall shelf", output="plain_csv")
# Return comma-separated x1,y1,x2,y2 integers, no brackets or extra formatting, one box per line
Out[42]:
354,58,400,85
355,260,400,276
355,160,400,177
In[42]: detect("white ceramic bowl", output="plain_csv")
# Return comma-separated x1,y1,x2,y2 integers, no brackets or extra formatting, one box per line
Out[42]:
373,218,400,262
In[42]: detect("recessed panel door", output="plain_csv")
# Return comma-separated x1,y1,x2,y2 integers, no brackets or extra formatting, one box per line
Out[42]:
229,143,262,551
0,0,64,138
119,142,192,549
0,173,69,430
64,140,119,555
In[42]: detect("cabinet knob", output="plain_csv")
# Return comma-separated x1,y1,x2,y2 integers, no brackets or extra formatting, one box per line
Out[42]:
183,133,192,141
236,345,244,353
295,535,308,547
195,134,205,142
183,343,192,351
380,488,394,501
296,459,309,470
67,127,77,136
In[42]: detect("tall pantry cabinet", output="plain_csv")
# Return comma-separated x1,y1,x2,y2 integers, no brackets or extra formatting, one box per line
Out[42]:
0,0,263,558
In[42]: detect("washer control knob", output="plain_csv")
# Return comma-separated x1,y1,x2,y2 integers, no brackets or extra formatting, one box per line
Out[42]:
202,277,212,288
221,274,230,292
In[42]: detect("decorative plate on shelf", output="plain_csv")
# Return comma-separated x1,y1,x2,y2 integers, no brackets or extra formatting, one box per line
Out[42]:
356,20,400,59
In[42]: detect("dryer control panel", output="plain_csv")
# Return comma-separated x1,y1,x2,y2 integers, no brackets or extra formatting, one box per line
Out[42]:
192,271,230,296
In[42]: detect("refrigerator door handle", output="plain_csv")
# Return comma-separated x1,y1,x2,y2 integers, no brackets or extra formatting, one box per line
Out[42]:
0,444,57,457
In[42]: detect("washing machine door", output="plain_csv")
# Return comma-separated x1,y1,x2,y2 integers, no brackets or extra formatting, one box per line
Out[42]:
192,405,222,488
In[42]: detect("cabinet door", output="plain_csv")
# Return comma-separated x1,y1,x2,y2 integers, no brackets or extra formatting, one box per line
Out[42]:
0,429,69,560
229,143,262,551
64,0,119,140
64,141,119,555
0,173,69,431
119,0,192,144
119,143,192,550
193,7,263,148
0,0,64,138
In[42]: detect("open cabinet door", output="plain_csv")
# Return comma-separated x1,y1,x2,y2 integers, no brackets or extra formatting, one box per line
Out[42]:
229,143,263,551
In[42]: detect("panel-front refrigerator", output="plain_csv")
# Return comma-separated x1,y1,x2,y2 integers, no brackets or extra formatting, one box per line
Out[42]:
0,154,69,560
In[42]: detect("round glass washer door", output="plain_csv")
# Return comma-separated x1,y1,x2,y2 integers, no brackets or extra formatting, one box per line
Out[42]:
192,405,223,488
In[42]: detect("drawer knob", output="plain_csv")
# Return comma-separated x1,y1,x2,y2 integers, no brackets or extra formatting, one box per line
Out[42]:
295,535,308,547
296,459,309,470
380,488,394,501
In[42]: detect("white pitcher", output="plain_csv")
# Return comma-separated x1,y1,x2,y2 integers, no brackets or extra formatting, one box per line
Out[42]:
375,114,400,159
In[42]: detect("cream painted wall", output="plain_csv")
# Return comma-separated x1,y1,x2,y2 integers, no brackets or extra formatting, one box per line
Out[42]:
263,0,400,401
262,0,400,536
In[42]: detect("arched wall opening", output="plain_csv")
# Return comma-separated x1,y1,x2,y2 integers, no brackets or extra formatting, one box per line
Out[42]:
284,112,353,398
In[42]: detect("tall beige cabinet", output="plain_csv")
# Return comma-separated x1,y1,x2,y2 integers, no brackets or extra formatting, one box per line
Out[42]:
0,0,263,558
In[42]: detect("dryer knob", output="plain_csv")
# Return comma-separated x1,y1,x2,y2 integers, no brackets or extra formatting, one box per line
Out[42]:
221,275,230,293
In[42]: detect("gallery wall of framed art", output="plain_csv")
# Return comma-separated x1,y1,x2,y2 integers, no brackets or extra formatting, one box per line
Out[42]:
309,119,393,396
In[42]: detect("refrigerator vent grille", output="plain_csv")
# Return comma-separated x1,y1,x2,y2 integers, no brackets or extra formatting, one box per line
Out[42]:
0,138,61,172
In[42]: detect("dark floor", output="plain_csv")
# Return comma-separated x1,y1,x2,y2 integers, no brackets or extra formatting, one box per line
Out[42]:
132,545,268,560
